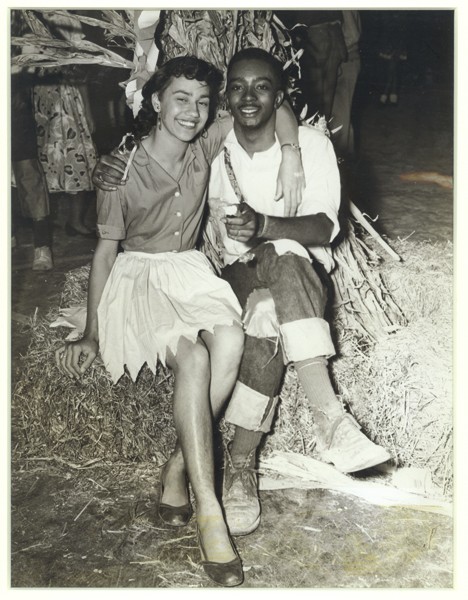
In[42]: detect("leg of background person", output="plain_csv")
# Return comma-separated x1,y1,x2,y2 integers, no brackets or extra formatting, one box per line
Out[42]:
331,56,361,159
67,191,94,235
12,158,53,270
299,50,325,117
321,56,341,121
320,24,348,121
166,337,237,564
388,58,399,104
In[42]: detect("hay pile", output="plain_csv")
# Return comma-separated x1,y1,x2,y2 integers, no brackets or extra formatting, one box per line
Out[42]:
12,238,453,496
267,238,453,496
12,267,176,465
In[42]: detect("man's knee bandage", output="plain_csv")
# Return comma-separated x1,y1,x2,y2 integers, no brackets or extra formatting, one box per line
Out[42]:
225,381,279,433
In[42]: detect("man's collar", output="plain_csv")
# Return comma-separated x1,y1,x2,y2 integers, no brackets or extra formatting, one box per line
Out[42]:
224,129,280,155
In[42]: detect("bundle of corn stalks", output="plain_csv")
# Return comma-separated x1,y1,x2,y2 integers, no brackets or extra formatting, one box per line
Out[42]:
158,10,293,72
11,9,135,71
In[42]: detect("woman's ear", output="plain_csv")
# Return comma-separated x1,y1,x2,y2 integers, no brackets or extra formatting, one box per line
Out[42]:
274,91,284,110
151,93,161,113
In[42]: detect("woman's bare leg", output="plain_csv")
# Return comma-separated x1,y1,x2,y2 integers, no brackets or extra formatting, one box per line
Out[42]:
166,335,241,562
161,325,244,508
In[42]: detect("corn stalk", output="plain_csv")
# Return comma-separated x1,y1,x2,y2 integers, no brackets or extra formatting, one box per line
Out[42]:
11,9,135,71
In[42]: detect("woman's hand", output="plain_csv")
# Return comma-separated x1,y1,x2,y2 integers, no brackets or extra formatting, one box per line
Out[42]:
55,336,98,379
275,146,306,217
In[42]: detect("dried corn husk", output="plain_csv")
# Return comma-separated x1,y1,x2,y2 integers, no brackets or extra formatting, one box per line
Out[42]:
11,9,135,71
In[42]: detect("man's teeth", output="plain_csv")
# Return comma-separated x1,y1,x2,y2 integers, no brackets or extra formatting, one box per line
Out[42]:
241,107,258,114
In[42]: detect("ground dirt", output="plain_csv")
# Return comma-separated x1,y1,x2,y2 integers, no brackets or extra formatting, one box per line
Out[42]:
10,53,454,588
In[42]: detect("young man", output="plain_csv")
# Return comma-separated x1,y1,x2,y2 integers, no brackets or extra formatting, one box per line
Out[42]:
93,48,391,538
206,48,390,536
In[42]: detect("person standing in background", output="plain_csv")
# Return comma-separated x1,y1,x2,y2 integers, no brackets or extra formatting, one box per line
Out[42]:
330,10,362,160
33,11,98,237
276,10,348,121
11,10,53,271
377,12,408,106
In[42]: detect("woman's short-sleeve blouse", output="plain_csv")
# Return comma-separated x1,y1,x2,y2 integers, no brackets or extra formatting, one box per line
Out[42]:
96,112,232,253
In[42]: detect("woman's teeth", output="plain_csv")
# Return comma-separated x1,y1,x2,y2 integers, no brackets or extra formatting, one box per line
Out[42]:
178,120,196,128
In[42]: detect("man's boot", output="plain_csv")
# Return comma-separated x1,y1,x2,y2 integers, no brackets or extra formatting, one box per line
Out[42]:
223,447,261,536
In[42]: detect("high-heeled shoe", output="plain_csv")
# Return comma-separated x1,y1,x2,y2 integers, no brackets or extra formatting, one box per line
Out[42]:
65,222,96,239
158,464,193,527
197,526,244,587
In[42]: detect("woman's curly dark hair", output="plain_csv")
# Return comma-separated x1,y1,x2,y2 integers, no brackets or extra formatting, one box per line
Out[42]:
131,55,224,144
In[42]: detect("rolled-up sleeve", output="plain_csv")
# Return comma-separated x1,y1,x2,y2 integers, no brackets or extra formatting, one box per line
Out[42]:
298,129,341,243
96,189,126,241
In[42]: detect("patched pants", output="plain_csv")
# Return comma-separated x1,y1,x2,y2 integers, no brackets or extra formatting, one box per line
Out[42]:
221,240,336,433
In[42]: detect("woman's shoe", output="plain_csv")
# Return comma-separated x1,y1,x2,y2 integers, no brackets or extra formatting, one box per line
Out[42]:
158,464,193,527
197,526,244,587
65,222,96,238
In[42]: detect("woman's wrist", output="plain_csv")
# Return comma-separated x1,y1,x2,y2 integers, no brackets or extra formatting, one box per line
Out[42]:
83,329,99,343
281,142,301,154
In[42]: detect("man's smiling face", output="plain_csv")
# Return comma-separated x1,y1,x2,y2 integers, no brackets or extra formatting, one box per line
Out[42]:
226,58,284,131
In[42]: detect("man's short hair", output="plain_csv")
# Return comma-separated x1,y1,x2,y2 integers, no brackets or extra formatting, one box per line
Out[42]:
227,47,287,92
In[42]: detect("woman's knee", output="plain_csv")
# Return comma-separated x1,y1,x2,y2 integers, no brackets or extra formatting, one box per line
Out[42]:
214,324,245,364
170,338,210,377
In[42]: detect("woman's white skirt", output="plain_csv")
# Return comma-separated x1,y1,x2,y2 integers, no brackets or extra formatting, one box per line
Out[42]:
97,250,242,382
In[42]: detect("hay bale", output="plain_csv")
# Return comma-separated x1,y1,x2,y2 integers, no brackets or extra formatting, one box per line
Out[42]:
265,238,453,497
12,269,176,464
12,238,453,496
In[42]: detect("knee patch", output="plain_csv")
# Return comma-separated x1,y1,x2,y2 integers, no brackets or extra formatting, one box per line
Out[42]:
243,289,279,338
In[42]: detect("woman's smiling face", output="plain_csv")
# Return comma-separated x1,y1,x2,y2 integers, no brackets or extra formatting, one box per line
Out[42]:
153,76,211,143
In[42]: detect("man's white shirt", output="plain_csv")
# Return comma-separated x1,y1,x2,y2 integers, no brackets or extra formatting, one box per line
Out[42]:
208,125,341,273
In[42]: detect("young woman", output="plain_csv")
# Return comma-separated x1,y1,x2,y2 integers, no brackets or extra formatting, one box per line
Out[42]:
57,55,302,587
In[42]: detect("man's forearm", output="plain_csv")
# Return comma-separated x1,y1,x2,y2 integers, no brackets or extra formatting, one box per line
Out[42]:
257,212,334,247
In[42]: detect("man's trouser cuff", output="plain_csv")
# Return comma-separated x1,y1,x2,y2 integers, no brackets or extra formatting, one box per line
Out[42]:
280,317,336,362
225,381,279,433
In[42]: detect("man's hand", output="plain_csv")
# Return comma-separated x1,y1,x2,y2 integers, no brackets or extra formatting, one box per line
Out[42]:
55,336,98,379
275,146,306,217
92,154,129,191
224,203,260,243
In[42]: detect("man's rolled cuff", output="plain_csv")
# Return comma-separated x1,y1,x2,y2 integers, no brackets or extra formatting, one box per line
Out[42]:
280,317,336,362
225,381,279,433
